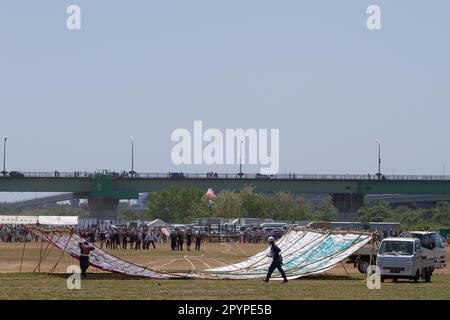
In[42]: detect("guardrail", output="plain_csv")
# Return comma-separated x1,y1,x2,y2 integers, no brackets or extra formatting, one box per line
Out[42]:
2,171,450,181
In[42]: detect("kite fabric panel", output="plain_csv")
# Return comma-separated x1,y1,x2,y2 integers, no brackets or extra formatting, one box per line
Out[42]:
30,228,180,279
204,229,372,280
28,227,371,280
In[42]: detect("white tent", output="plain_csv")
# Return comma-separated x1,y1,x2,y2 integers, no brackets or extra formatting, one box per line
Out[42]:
0,215,78,225
146,219,169,228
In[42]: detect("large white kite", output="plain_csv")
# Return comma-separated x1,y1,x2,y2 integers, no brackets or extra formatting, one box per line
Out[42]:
28,227,371,280
30,227,179,279
204,229,372,280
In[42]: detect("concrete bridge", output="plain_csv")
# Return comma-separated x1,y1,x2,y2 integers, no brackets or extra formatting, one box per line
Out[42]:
2,171,450,219
5,193,75,209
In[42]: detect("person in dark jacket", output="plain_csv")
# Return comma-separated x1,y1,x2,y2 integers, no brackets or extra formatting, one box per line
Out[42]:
186,229,193,251
194,231,202,251
170,230,178,250
177,231,184,251
264,236,288,283
79,241,95,277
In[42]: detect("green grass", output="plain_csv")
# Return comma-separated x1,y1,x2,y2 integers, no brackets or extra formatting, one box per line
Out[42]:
1,272,449,300
0,242,449,299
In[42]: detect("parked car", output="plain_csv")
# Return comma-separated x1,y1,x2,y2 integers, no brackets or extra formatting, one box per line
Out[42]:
262,227,285,240
169,172,185,179
255,173,273,179
9,171,25,178
260,223,288,230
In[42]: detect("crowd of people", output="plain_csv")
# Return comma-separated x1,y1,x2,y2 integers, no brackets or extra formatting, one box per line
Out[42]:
0,225,35,243
0,224,207,251
79,226,207,251
78,226,168,250
241,229,265,243
169,229,203,251
373,228,408,241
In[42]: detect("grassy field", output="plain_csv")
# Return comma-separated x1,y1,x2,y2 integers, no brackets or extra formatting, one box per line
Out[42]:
0,241,449,300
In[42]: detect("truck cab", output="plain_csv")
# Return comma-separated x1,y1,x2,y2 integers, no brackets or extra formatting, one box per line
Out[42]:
376,237,434,283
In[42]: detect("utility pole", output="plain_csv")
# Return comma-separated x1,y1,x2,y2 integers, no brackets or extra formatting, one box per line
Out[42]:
376,139,381,180
1,137,7,176
238,139,244,177
129,136,136,177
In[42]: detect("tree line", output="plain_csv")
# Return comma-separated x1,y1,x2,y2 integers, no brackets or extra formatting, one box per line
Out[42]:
144,186,450,229
145,186,337,223
1,187,449,230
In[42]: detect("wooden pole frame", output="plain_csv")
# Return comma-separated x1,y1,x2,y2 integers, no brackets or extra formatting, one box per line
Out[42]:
19,237,27,273
33,231,61,273
38,235,44,273
48,230,74,274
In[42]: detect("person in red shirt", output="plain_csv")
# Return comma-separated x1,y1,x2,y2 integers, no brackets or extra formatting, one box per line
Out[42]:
78,241,95,277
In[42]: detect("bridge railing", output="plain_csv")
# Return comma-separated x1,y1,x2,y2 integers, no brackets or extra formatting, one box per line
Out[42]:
2,172,450,181
10,172,96,178
126,173,450,181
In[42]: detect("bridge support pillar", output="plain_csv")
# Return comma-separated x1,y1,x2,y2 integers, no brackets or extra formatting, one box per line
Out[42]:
87,198,119,220
331,193,364,222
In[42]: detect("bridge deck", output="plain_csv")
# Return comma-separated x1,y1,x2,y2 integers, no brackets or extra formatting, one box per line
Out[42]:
2,172,450,198
2,172,450,181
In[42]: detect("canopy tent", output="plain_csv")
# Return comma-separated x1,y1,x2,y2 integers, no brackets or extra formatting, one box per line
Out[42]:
0,215,78,225
145,219,169,228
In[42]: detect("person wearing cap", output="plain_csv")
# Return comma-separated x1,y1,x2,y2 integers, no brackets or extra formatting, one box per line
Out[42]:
264,236,288,283
79,241,95,278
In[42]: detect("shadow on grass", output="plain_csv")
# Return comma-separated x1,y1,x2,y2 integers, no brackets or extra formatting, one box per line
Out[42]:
297,274,359,281
44,273,363,282
47,273,190,281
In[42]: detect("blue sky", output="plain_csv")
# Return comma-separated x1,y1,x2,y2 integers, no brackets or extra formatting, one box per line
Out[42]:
0,1,449,201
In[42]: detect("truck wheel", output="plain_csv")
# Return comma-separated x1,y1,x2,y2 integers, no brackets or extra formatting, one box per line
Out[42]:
380,276,385,283
357,260,369,274
424,269,431,283
393,277,398,283
413,270,420,283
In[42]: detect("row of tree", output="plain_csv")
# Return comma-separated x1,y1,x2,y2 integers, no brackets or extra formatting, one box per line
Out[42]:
358,201,450,230
145,186,450,229
144,186,337,223
1,187,449,230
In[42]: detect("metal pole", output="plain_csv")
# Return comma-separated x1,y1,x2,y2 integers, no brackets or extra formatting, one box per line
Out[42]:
130,136,134,176
2,137,7,175
376,139,381,179
239,139,243,176
378,142,381,175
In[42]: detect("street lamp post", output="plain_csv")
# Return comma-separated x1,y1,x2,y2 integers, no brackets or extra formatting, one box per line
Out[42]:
376,139,381,179
238,139,244,177
1,137,7,176
129,136,136,177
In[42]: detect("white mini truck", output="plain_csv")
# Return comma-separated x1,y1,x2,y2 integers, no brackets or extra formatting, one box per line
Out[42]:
376,237,434,283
